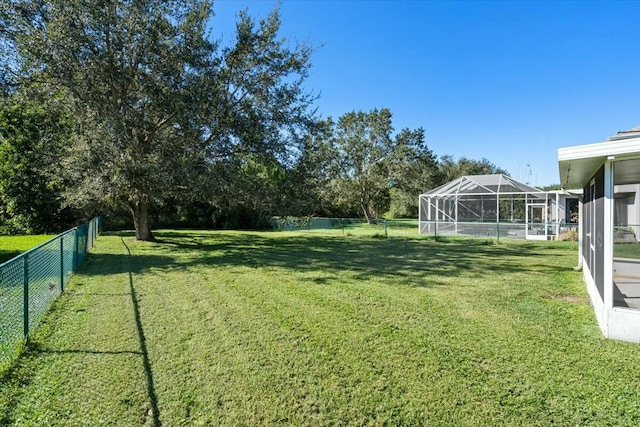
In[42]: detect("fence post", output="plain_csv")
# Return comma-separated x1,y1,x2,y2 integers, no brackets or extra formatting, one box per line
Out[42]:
60,236,65,292
384,219,388,237
73,227,79,271
23,254,29,341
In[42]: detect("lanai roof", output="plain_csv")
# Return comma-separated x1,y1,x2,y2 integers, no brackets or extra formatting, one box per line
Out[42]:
421,174,544,197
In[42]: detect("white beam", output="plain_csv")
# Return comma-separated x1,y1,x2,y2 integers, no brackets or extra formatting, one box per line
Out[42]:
604,161,614,314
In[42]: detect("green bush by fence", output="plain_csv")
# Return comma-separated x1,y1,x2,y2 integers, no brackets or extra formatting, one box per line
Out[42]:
0,217,101,372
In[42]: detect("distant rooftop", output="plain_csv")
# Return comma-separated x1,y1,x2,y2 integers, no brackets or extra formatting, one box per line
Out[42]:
608,126,640,141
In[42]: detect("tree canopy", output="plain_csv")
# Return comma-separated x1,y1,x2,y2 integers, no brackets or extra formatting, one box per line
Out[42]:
438,155,508,183
325,108,440,222
0,1,512,235
0,91,74,233
329,108,394,222
1,0,314,240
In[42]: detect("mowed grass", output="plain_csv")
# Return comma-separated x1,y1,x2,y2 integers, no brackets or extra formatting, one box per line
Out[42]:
0,234,56,264
2,230,640,425
615,242,640,259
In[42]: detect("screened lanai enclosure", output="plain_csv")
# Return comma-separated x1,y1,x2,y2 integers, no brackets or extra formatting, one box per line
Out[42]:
419,174,576,240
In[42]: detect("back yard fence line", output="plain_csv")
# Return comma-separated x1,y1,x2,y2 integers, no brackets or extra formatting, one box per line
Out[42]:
270,217,580,241
0,216,102,371
270,217,420,237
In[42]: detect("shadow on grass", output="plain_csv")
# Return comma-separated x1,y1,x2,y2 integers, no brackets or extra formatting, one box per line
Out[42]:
121,238,161,427
87,231,574,289
21,342,142,357
0,238,163,426
0,250,21,264
0,340,137,425
0,230,578,425
79,252,177,276
172,231,569,282
0,347,37,426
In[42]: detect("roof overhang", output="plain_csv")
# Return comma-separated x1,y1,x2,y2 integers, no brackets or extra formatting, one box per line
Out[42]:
558,136,640,189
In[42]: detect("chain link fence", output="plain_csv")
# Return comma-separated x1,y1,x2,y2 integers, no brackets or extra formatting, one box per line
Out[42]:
0,217,101,372
270,217,419,237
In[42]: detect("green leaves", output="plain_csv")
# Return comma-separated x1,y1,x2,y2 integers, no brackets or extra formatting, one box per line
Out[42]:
1,1,315,239
0,93,74,233
439,155,507,183
326,108,438,221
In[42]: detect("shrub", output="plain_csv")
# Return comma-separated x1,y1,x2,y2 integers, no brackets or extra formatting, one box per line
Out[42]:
558,229,578,241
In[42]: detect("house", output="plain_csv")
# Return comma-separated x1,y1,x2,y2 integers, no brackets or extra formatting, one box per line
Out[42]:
558,126,640,343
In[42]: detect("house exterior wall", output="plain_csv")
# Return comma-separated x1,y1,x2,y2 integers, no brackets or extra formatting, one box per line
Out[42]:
551,193,579,224
559,132,640,343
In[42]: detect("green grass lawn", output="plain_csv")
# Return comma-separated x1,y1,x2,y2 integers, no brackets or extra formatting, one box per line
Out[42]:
0,234,56,264
2,230,640,425
615,243,640,259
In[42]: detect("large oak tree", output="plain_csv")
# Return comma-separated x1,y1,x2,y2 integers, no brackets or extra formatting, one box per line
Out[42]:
1,0,313,240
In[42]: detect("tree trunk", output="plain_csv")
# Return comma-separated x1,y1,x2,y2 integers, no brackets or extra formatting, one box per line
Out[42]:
129,194,156,241
361,199,374,225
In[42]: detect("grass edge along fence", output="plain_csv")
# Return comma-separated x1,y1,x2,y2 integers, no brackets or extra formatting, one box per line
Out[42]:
0,216,102,372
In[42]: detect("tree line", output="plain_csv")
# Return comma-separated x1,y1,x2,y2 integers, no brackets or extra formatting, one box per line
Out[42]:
0,1,505,240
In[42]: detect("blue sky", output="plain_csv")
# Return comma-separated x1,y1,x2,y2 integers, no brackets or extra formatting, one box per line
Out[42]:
211,1,640,187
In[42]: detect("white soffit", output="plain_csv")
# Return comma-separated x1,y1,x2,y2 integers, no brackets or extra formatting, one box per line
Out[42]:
558,136,640,189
